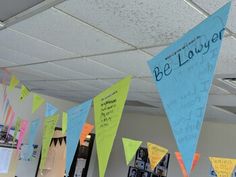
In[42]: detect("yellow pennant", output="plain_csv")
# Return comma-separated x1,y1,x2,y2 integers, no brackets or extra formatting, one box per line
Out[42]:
147,142,168,170
32,94,45,113
62,112,67,134
94,76,132,177
9,75,19,91
20,85,30,101
209,157,236,177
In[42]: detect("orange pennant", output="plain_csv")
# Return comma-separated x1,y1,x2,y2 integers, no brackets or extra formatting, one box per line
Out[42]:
4,105,13,126
80,123,94,145
175,152,200,177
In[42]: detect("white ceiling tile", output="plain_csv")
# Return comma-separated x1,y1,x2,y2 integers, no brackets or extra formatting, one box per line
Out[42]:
0,46,42,67
143,45,166,56
0,58,15,67
57,0,204,47
8,66,62,81
216,37,236,75
210,85,231,95
0,28,75,61
193,0,236,33
11,8,132,55
55,58,126,79
90,50,152,77
130,78,156,92
24,63,92,79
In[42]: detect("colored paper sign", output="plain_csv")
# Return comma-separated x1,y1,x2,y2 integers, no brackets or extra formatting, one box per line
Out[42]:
32,94,45,113
17,120,30,151
28,118,41,146
147,142,168,170
209,157,236,177
45,103,58,117
94,76,131,177
13,117,21,143
147,2,231,173
39,114,59,170
80,123,94,145
4,105,13,126
175,152,200,177
9,75,19,91
66,99,92,176
20,85,30,101
7,110,16,134
62,112,67,134
122,138,142,165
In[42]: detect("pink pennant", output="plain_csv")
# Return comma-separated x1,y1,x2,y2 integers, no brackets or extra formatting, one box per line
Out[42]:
17,120,29,151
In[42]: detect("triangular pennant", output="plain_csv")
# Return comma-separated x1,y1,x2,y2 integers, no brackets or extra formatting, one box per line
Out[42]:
2,99,9,119
209,157,236,177
20,85,30,101
147,2,231,173
45,103,58,117
9,75,19,91
17,120,30,151
28,118,41,147
39,114,59,170
66,99,92,176
175,152,200,177
80,123,94,145
147,142,168,170
7,110,16,135
13,117,21,143
122,138,142,165
62,112,67,134
4,105,13,126
94,76,132,177
32,94,45,113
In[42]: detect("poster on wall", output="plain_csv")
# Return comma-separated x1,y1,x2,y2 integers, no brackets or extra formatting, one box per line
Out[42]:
0,147,13,174
127,147,170,177
0,124,19,146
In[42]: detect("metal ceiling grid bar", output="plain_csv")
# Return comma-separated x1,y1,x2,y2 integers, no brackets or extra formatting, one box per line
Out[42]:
184,0,236,40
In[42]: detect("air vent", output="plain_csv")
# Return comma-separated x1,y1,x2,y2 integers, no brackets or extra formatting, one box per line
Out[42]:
0,0,65,29
222,78,236,89
125,100,158,108
214,105,236,115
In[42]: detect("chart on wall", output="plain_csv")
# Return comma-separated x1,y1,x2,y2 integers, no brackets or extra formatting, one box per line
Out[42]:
127,147,170,177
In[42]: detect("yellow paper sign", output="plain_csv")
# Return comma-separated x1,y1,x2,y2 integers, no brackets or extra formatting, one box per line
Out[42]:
39,114,59,170
62,112,67,134
209,157,236,177
32,94,45,113
147,142,168,170
94,76,132,177
9,75,19,91
20,85,30,101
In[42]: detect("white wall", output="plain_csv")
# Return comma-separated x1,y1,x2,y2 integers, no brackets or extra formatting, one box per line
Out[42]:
0,85,76,177
87,110,236,177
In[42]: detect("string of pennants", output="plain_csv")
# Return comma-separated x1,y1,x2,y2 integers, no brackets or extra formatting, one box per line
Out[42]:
0,2,233,177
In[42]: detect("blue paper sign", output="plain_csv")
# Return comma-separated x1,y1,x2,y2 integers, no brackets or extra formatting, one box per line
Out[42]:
148,2,231,174
45,103,58,117
66,99,92,176
28,118,41,147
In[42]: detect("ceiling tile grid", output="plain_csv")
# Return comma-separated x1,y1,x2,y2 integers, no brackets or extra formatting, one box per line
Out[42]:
10,8,132,56
0,28,76,61
57,0,205,47
193,0,236,33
